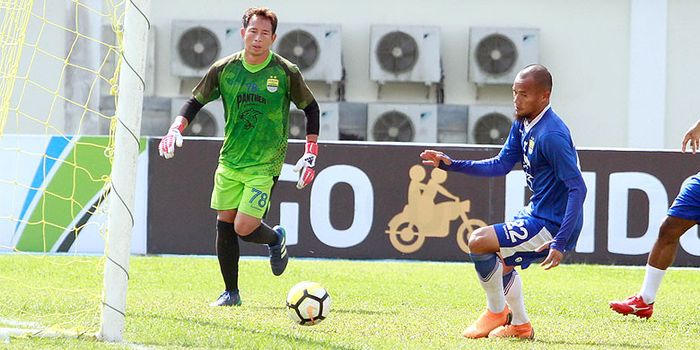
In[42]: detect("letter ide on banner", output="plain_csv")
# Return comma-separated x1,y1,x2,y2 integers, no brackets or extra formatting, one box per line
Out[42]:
607,172,668,255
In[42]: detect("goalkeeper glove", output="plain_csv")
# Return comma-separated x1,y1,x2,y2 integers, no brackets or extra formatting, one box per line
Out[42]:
293,141,318,189
158,126,184,159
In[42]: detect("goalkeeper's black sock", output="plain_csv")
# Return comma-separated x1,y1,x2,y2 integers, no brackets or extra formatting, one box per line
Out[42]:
239,222,278,245
216,220,239,292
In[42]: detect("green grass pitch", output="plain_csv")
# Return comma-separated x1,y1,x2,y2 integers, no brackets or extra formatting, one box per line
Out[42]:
1,255,698,349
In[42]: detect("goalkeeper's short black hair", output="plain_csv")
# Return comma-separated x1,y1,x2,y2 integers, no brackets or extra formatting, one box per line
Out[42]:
242,7,278,34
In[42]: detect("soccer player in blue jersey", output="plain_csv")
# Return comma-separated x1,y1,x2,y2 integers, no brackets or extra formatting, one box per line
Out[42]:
421,64,587,340
609,119,700,319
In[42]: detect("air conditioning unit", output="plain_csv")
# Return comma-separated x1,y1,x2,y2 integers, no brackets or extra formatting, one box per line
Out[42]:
170,97,224,137
367,103,438,143
468,105,514,145
468,27,539,85
273,23,342,83
437,104,468,144
370,25,441,84
171,20,242,78
288,102,340,141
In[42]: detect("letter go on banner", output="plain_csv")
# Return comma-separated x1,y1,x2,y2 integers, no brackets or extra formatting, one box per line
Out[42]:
310,165,373,248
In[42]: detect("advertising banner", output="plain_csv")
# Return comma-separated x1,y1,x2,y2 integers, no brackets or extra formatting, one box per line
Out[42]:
148,139,700,266
0,135,149,254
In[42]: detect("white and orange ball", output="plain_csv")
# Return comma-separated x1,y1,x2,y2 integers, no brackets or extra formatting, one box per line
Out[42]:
286,281,331,326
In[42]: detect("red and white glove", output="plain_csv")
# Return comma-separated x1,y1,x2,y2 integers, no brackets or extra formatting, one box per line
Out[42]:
158,125,184,159
293,141,318,189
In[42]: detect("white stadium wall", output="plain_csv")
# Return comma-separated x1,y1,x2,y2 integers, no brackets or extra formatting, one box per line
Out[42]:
11,1,700,149
147,0,700,149
666,0,700,150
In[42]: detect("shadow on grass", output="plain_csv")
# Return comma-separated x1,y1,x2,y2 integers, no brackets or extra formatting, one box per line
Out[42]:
616,316,700,328
129,312,358,350
533,338,659,349
237,304,390,316
331,307,391,316
240,305,287,311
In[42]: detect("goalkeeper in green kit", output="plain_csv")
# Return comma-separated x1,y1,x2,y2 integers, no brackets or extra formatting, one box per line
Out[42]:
158,7,320,307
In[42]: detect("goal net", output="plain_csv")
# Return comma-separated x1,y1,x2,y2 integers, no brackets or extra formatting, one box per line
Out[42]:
0,0,148,341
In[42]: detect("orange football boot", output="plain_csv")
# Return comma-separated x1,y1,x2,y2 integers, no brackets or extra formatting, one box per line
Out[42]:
488,322,534,339
462,306,512,339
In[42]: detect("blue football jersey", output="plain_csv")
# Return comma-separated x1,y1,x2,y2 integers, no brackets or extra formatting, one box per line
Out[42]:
501,108,583,229
442,106,586,252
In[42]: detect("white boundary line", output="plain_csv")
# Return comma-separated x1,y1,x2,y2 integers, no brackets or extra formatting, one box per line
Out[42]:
0,318,152,349
152,254,700,270
2,251,699,270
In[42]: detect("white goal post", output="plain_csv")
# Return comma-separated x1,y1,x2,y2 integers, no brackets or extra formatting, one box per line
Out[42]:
99,0,151,342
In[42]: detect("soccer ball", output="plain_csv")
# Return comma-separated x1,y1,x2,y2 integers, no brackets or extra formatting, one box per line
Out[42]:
286,281,331,326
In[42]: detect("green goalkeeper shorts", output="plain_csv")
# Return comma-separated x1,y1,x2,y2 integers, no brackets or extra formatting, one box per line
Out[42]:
210,164,274,219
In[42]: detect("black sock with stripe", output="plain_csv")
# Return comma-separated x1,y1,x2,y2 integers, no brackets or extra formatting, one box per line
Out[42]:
215,220,239,292
240,222,278,245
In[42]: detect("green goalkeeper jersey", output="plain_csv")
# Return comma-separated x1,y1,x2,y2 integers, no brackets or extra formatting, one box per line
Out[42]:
192,50,315,176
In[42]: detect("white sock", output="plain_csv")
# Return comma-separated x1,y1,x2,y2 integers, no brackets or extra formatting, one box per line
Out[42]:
639,264,666,304
476,259,506,313
504,271,530,325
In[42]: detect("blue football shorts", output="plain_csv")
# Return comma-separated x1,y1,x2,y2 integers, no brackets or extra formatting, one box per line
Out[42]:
493,215,559,269
667,173,700,222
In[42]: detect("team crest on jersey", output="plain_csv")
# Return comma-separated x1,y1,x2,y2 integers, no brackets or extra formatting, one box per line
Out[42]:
266,76,279,93
528,137,536,154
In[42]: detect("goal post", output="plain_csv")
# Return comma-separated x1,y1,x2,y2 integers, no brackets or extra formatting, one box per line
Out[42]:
99,0,151,342
0,0,151,343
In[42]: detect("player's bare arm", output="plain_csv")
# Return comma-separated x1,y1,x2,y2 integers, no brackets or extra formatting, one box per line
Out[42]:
681,119,700,153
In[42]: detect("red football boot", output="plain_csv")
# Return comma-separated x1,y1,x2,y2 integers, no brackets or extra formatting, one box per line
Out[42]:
609,294,654,319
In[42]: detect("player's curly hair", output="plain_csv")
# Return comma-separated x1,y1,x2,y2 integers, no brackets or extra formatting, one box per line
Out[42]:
242,7,278,34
